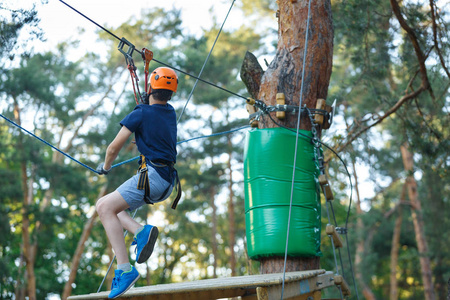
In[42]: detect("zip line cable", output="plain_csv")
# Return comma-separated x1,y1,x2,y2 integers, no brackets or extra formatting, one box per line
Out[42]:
0,113,99,173
59,0,122,42
280,0,313,298
58,0,250,104
177,0,236,123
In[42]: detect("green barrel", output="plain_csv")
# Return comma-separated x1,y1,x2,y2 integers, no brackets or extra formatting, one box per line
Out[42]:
244,127,322,259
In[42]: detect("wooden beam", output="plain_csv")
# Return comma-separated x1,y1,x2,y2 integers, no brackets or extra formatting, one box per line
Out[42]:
68,270,335,300
334,275,351,297
326,225,343,249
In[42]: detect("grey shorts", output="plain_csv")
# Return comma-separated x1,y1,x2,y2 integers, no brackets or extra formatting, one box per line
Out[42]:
116,167,173,210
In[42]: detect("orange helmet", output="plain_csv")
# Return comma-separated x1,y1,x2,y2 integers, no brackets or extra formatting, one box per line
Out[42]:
150,67,178,93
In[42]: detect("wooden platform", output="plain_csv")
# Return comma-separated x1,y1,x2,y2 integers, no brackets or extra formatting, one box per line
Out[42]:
68,269,336,300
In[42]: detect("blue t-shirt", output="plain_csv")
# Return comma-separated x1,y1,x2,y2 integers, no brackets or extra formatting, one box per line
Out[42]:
120,103,177,183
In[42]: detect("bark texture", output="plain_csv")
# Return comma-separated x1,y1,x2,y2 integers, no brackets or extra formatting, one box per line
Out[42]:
389,185,406,300
259,0,333,130
61,185,107,300
400,143,435,300
242,0,334,274
353,159,376,300
240,51,264,99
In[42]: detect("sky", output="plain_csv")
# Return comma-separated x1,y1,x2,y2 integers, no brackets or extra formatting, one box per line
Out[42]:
5,0,246,59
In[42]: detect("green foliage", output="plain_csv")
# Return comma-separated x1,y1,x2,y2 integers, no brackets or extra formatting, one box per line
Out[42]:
0,3,42,63
327,0,450,298
1,1,448,299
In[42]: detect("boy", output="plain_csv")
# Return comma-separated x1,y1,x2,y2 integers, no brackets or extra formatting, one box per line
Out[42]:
96,67,179,298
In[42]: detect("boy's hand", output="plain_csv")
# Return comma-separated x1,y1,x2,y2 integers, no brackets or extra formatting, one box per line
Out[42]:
96,163,111,175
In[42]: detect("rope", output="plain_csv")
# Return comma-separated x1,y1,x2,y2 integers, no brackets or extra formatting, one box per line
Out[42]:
267,112,359,299
0,113,99,173
96,125,248,291
281,0,313,298
110,125,250,169
177,0,236,123
1,111,249,173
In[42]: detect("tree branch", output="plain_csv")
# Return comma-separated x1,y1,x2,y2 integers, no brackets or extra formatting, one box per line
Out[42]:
430,0,450,79
390,0,430,90
335,86,425,153
330,1,434,156
240,51,264,99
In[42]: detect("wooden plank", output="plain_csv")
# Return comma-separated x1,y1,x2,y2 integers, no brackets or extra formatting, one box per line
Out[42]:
262,271,334,299
256,287,269,300
68,270,326,300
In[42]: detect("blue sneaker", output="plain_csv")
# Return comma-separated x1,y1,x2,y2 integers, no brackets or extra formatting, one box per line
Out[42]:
108,266,140,298
131,225,159,264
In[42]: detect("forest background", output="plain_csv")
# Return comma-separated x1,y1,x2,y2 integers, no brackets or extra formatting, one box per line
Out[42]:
0,0,448,300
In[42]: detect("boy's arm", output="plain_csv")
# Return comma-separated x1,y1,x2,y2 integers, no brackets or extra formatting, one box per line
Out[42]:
100,126,133,172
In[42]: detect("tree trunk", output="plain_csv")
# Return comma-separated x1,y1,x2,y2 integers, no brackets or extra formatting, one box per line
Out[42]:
390,184,406,300
227,136,237,276
14,102,37,300
61,185,107,300
14,247,26,300
210,186,218,278
352,159,376,300
257,0,333,273
400,143,435,300
259,0,333,130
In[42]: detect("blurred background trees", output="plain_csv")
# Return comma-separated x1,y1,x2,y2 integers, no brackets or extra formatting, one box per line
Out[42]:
0,1,448,299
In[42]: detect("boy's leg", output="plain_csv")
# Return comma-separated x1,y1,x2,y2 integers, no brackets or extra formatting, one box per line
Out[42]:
117,211,142,234
118,210,159,264
96,191,130,265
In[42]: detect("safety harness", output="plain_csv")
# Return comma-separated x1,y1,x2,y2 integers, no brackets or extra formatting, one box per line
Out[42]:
137,154,182,209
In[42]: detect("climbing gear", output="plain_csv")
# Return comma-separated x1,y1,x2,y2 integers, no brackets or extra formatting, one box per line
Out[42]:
142,48,154,97
96,163,111,175
118,37,145,105
108,267,140,299
150,67,178,93
137,154,182,209
131,224,159,264
59,0,260,106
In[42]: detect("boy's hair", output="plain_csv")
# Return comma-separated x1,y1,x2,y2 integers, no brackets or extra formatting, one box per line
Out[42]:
145,89,173,104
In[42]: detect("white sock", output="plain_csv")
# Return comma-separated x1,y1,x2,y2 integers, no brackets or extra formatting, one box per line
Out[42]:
135,226,145,237
117,263,132,272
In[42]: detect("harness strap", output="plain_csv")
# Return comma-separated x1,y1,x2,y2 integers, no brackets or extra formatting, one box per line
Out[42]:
137,154,182,209
171,171,182,210
137,155,151,204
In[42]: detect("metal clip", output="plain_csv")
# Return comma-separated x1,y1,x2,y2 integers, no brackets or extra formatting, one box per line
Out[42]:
118,37,136,63
336,227,348,235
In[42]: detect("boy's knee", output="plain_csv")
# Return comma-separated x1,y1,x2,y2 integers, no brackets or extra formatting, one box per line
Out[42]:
95,197,107,216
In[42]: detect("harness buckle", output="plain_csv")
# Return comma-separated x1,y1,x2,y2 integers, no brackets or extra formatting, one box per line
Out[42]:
139,167,148,173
